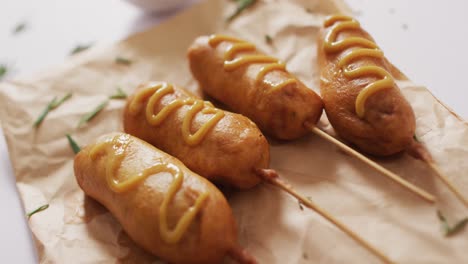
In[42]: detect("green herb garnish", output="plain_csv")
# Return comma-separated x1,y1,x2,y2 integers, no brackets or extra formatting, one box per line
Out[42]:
33,93,72,127
0,64,7,80
115,57,133,65
298,196,314,210
50,93,72,108
298,201,304,210
265,35,273,44
12,21,27,35
227,0,257,22
27,204,49,219
78,100,109,127
109,87,127,99
70,44,92,55
66,134,81,154
437,210,468,237
413,134,419,142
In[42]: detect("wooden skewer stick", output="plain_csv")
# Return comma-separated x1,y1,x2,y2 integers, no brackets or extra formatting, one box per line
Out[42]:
408,139,467,207
428,162,468,207
304,123,435,203
256,169,394,264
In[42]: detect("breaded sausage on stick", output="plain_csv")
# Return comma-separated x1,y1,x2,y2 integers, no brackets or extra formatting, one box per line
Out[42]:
124,82,393,264
74,133,256,264
317,14,468,207
187,34,435,204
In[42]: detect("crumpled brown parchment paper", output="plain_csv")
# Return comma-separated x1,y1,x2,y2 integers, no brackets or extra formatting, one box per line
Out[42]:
0,0,467,263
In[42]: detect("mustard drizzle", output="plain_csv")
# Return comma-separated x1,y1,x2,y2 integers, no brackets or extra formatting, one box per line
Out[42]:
89,134,208,244
323,15,395,118
128,82,224,146
208,34,296,90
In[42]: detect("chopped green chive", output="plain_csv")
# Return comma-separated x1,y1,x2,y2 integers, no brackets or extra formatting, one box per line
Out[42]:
33,93,72,127
0,65,7,80
437,210,468,237
227,0,257,22
66,134,81,154
27,204,49,219
12,21,27,35
109,87,127,99
115,57,133,65
77,100,109,127
70,44,92,55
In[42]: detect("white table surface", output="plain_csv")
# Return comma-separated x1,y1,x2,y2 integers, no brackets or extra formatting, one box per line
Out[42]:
0,0,467,262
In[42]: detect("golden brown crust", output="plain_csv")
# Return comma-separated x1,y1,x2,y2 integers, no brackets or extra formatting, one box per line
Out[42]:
123,83,268,189
74,133,237,264
317,25,416,156
188,36,323,140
